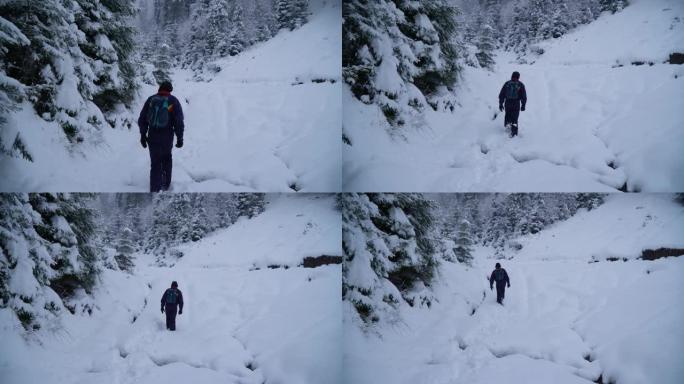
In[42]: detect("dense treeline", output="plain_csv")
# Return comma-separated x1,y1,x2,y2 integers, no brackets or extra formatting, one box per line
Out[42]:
140,0,309,78
95,193,266,261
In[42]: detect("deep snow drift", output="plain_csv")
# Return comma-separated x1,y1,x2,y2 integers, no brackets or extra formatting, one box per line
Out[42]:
343,0,684,192
0,194,342,384
0,1,341,192
344,194,684,384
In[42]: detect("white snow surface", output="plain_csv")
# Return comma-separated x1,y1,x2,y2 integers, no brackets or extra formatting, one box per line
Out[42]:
344,0,684,192
344,194,684,384
0,1,341,192
0,195,342,384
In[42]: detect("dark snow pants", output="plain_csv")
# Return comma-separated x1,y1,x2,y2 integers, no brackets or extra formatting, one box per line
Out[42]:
148,138,173,192
496,282,506,304
165,304,178,330
504,100,521,136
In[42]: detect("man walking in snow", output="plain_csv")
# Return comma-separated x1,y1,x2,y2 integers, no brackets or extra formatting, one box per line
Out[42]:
489,263,510,305
161,281,184,331
498,71,527,137
138,81,184,192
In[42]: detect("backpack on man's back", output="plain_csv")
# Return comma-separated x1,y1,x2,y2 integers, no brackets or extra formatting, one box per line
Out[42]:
506,81,522,100
147,95,173,129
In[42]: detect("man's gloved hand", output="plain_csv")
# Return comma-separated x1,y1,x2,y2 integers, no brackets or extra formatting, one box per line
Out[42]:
508,283,511,288
175,139,183,148
140,135,147,148
490,285,493,291
499,105,504,112
521,105,525,112
161,307,164,314
179,310,182,315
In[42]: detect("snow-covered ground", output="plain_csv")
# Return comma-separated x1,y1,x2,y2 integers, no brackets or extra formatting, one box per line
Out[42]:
0,1,341,192
343,0,684,192
344,194,684,384
0,195,342,384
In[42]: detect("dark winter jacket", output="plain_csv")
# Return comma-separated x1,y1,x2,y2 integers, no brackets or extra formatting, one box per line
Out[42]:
138,91,184,143
490,268,510,288
161,288,184,311
499,80,527,107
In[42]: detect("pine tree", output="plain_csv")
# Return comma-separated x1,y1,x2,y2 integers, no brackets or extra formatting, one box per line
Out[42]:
293,0,309,29
507,3,529,53
525,203,545,235
463,194,483,243
185,0,210,69
275,0,295,30
576,193,605,211
162,22,182,65
213,194,240,227
549,2,571,39
599,0,628,14
0,193,101,331
454,219,474,265
275,0,308,31
343,0,463,127
254,2,274,41
115,227,135,272
475,15,496,69
228,4,247,56
411,0,462,99
255,23,272,42
1,0,138,146
342,193,438,325
74,0,138,112
153,38,173,83
237,194,266,218
206,0,231,58
482,0,503,45
187,195,209,242
0,16,31,161
157,0,193,26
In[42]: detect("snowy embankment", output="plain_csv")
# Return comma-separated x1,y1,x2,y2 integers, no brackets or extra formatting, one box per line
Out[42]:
0,195,342,384
344,0,684,192
0,1,341,192
344,194,684,384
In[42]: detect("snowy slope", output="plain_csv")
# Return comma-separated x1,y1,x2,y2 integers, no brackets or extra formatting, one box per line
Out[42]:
514,194,684,261
0,195,342,384
0,1,341,192
343,0,684,192
344,194,684,384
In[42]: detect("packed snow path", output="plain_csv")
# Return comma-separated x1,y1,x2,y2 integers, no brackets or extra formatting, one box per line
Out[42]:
70,266,273,384
2,263,340,384
346,257,684,384
343,0,684,192
0,1,341,192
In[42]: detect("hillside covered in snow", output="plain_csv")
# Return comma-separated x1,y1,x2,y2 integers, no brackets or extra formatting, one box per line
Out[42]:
343,0,684,192
0,194,342,384
343,193,684,384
